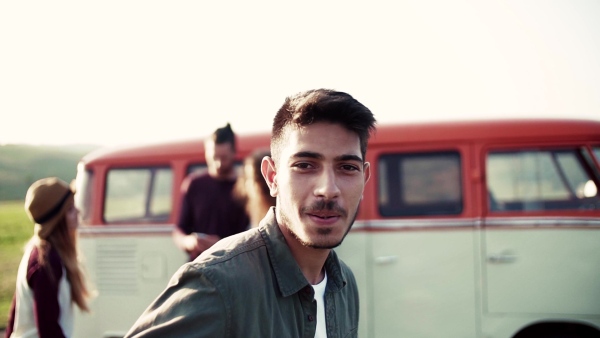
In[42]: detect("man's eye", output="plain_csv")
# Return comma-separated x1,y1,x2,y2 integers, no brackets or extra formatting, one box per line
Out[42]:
341,164,360,171
294,162,313,169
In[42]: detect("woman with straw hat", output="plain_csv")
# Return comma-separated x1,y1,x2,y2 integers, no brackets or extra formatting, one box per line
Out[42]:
5,177,91,338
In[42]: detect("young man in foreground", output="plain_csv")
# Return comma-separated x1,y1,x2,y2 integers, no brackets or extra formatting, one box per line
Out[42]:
125,89,376,337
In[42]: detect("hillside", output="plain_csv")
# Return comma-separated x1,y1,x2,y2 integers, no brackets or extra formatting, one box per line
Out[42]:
0,144,99,201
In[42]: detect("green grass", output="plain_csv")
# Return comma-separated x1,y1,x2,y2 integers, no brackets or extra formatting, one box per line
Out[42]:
0,200,32,329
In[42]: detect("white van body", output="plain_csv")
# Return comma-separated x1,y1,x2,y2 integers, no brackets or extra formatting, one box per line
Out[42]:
74,120,600,337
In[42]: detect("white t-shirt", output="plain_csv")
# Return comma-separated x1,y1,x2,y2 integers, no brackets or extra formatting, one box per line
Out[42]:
312,271,328,338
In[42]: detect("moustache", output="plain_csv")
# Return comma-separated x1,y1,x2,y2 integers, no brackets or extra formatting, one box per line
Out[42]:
302,200,347,218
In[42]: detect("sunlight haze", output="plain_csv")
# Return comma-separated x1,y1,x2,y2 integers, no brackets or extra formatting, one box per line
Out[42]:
1,0,599,147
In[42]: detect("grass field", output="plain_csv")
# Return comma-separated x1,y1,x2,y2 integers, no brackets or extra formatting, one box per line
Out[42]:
0,200,31,329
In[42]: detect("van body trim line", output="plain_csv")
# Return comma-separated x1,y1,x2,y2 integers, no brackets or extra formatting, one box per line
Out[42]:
79,224,174,235
365,218,479,229
356,217,600,230
484,217,600,227
81,223,373,235
78,217,600,236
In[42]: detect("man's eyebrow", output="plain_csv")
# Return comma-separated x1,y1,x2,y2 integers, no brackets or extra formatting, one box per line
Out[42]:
336,154,364,163
291,151,323,160
291,151,363,163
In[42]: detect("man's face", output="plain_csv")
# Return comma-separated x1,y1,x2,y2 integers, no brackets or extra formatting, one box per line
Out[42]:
205,140,236,179
263,122,370,249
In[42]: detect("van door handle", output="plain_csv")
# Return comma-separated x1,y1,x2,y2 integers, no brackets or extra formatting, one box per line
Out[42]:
375,256,398,265
487,251,517,264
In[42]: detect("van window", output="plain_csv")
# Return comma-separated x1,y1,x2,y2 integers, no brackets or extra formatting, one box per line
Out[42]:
104,167,173,223
593,146,600,164
378,151,463,216
487,149,600,212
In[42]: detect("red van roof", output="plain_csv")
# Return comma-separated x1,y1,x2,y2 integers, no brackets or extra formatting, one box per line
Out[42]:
81,118,600,166
372,118,600,145
81,133,270,166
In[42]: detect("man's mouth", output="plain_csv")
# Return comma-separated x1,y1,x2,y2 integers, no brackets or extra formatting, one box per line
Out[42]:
302,200,347,218
306,210,343,226
308,212,340,220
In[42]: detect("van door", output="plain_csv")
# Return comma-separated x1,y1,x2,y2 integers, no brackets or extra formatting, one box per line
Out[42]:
483,145,600,316
74,166,187,338
367,144,478,338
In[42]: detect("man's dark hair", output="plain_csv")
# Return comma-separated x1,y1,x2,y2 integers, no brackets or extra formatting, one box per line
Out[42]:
211,123,236,151
271,89,376,161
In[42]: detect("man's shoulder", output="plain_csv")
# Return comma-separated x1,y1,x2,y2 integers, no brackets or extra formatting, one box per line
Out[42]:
189,228,268,274
26,244,64,283
183,172,215,191
166,229,279,299
188,171,213,184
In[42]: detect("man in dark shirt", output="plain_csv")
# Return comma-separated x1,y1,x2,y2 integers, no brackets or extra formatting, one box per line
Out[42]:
172,123,249,260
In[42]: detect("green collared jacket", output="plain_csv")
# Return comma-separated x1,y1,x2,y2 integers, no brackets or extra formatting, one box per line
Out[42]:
125,208,359,338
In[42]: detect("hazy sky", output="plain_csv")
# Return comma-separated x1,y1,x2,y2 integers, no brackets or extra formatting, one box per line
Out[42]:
1,0,599,147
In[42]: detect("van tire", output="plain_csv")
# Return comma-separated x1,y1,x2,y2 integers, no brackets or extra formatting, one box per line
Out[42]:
513,322,600,338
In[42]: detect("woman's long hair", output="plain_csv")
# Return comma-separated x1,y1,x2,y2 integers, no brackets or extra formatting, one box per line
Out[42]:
33,199,91,312
234,149,276,226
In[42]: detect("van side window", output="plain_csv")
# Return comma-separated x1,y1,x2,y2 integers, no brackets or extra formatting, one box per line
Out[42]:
378,151,463,216
104,167,173,223
593,146,600,164
486,149,600,212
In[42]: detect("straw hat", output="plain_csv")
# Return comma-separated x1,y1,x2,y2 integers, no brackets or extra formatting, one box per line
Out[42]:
24,177,74,239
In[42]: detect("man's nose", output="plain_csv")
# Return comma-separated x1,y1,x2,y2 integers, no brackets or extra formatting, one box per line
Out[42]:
314,168,340,199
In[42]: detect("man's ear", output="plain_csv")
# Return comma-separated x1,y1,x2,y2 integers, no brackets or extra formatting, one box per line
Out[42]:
363,162,371,185
360,162,371,201
261,156,278,197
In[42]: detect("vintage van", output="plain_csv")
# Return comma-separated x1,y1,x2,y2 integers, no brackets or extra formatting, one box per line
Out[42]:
73,119,600,338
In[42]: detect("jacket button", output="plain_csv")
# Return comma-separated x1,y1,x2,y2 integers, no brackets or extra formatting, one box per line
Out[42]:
308,315,314,322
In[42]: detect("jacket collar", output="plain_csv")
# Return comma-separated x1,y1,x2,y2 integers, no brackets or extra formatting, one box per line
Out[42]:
259,207,348,297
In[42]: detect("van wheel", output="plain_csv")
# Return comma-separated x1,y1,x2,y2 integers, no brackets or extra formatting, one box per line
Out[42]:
513,323,600,338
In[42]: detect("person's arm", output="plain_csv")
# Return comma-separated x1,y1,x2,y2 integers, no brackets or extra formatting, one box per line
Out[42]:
28,249,67,338
172,226,198,252
173,177,201,258
124,264,227,337
172,227,220,258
